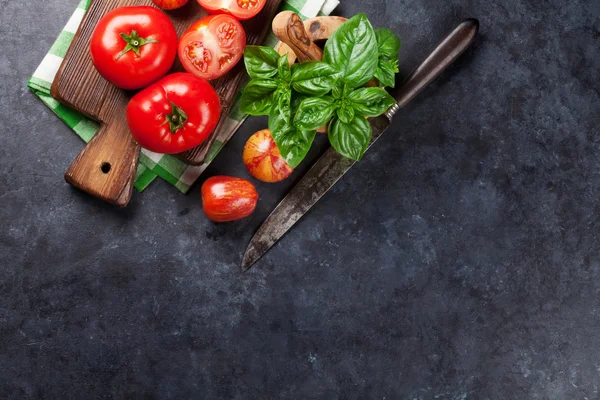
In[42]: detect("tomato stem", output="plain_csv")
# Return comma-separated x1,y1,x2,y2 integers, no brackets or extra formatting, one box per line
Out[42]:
163,101,188,133
117,30,159,59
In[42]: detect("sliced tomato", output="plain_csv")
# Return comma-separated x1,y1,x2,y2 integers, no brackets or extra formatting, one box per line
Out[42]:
197,0,266,20
152,0,189,9
178,14,246,81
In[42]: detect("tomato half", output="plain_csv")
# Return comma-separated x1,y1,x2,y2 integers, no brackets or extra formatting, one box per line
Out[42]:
197,0,266,20
90,6,178,90
126,73,221,154
152,0,189,10
202,176,259,222
178,14,246,81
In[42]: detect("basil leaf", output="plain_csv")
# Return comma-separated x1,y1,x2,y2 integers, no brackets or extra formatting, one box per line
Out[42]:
291,61,338,96
337,103,355,123
374,59,398,88
269,111,290,140
323,13,378,88
269,111,317,168
244,46,280,79
278,53,291,82
347,87,396,117
331,80,352,100
294,96,337,131
332,80,344,99
291,92,308,109
328,116,372,161
240,79,278,116
375,28,401,60
374,28,400,88
274,86,292,121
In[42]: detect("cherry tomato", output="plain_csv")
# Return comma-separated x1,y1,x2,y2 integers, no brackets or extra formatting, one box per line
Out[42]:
178,14,246,81
197,0,267,20
90,6,178,90
126,73,221,154
202,177,259,222
243,129,293,182
152,0,189,9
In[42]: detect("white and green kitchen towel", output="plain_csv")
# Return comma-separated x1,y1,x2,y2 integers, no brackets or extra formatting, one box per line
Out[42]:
28,0,339,193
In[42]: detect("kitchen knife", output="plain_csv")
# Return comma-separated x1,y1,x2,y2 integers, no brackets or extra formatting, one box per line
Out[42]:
242,18,479,271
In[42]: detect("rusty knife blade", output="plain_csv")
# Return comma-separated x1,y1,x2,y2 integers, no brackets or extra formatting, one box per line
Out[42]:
242,115,390,271
241,19,479,271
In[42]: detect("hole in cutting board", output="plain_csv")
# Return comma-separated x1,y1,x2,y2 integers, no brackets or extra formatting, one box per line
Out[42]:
101,162,111,174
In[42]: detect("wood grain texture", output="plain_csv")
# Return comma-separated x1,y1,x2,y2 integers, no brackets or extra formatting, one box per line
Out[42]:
273,15,347,64
52,0,283,206
64,94,139,208
272,11,323,63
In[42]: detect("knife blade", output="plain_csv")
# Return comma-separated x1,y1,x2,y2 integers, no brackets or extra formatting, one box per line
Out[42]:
242,18,479,271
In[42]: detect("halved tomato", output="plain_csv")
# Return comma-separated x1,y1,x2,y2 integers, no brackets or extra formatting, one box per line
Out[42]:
178,14,246,81
197,0,266,20
152,0,189,9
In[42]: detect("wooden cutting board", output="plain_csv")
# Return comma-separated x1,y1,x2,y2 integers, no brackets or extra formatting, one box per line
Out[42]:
51,0,281,206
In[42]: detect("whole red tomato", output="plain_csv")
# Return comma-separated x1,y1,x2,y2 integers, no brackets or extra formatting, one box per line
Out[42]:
243,129,293,182
197,0,267,20
152,0,189,9
202,176,258,222
126,73,221,154
90,6,178,90
178,14,246,81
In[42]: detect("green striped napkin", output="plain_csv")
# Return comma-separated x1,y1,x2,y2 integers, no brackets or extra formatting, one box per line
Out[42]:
28,0,338,193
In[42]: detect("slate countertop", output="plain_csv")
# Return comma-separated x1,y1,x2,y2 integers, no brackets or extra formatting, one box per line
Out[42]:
1,0,599,398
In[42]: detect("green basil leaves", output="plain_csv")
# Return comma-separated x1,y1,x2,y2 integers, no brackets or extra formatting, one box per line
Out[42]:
374,59,399,88
329,116,372,161
375,28,402,59
348,88,396,117
244,46,280,79
277,53,292,82
269,107,317,168
239,79,278,116
240,14,402,167
294,96,336,131
375,28,401,88
291,62,338,96
323,14,378,89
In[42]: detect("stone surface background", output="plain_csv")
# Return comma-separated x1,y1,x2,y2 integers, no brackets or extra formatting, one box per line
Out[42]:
1,0,599,398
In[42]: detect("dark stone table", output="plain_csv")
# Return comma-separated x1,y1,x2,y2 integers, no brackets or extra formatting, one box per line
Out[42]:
1,0,599,398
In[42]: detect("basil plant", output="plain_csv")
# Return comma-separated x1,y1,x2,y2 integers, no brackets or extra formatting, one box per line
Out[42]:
240,13,401,168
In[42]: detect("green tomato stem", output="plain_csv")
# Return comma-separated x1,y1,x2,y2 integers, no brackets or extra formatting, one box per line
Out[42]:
117,30,158,59
163,101,188,134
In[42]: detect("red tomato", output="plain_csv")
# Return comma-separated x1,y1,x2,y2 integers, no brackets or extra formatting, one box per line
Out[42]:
202,177,258,222
126,73,221,154
243,129,293,182
90,6,178,90
178,14,246,81
197,0,266,20
152,0,189,9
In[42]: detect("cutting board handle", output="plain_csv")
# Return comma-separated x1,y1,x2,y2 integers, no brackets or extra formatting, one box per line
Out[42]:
64,112,140,208
272,11,323,62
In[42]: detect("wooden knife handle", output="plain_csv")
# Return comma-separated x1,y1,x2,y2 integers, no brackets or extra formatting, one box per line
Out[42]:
392,18,479,111
64,105,140,208
272,11,323,62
